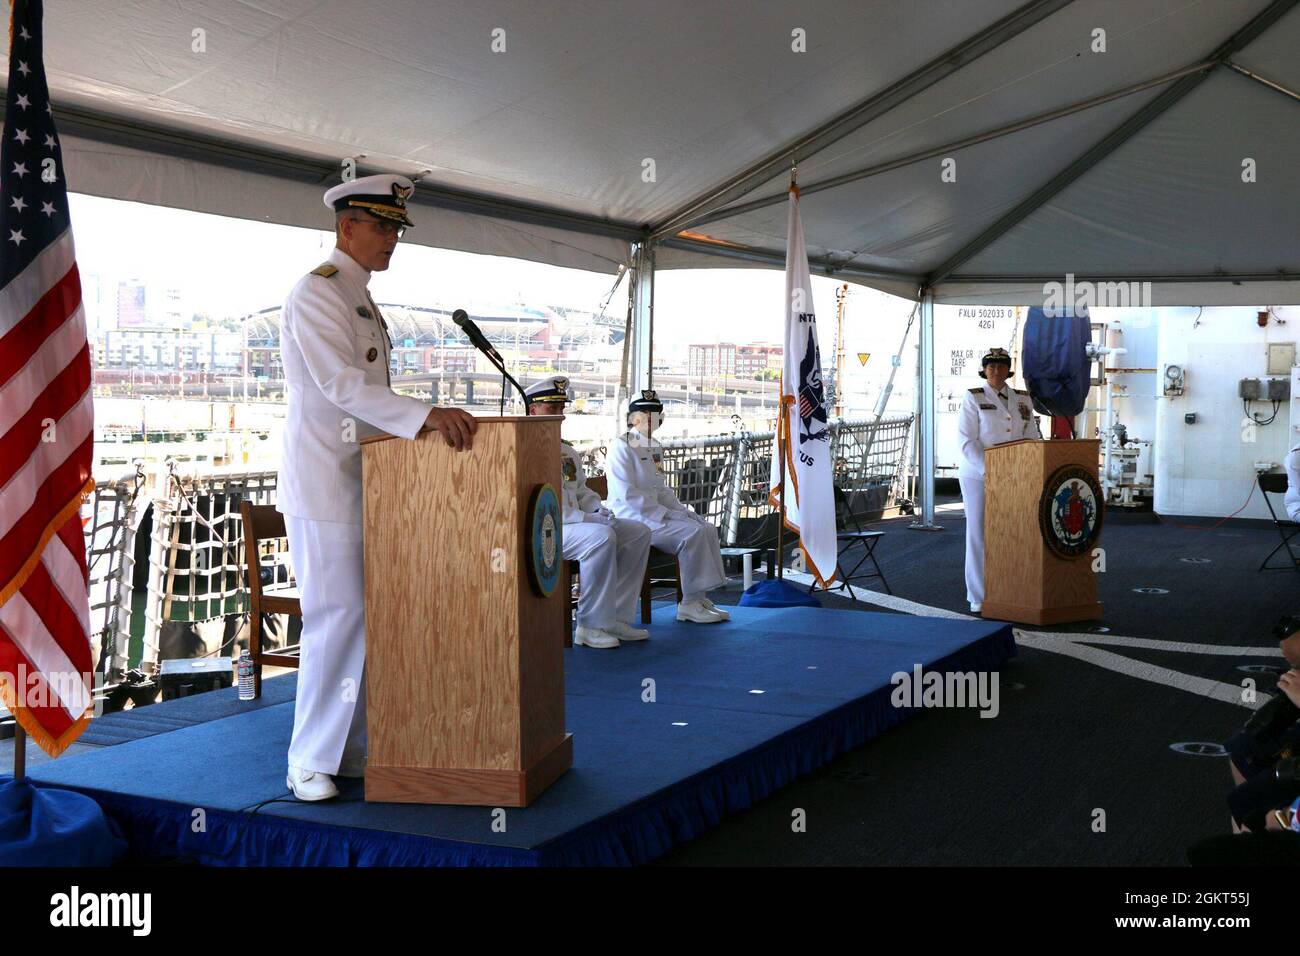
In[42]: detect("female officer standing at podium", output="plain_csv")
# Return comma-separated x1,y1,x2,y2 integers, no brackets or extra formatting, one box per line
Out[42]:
957,348,1041,614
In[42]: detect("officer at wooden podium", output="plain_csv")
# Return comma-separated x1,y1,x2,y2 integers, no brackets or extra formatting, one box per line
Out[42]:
957,347,1040,614
277,174,477,801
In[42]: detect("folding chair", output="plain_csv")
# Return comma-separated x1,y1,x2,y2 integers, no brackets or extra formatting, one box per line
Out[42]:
238,501,303,697
808,485,892,596
1257,472,1300,571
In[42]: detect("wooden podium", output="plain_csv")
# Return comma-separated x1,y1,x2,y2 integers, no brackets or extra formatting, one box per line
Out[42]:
359,416,571,806
982,438,1103,625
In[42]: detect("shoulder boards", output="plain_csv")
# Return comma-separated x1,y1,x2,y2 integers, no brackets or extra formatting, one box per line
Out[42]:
310,263,339,278
560,438,573,446
968,387,983,393
1014,388,1029,395
977,403,996,410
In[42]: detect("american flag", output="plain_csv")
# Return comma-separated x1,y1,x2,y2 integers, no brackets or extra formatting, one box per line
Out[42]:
0,0,95,757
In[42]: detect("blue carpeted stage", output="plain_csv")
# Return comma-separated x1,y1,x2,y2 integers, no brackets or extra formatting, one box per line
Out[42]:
23,605,1014,866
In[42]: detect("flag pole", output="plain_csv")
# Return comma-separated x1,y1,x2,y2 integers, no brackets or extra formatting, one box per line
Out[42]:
776,397,788,580
13,723,25,781
775,166,799,581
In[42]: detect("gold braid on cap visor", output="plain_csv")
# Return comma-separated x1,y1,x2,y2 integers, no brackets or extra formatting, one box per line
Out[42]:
346,200,413,225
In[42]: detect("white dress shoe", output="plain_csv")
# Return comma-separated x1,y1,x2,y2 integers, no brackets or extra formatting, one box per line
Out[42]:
970,602,982,614
701,598,731,621
575,625,620,648
676,600,725,624
337,756,367,778
607,621,649,641
286,765,340,801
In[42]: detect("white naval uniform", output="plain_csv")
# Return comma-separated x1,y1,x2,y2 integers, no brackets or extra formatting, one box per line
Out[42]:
560,441,650,629
957,383,1041,606
1286,444,1300,522
605,432,727,598
277,247,429,776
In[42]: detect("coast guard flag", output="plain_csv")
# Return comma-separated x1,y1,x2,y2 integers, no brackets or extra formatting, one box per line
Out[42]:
769,186,837,587
0,0,96,757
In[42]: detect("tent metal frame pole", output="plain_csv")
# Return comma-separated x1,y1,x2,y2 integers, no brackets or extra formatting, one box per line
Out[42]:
943,271,1298,284
689,61,1216,229
1223,61,1300,103
925,0,1300,288
647,0,1077,241
910,288,942,531
659,236,922,286
629,242,655,396
0,99,647,247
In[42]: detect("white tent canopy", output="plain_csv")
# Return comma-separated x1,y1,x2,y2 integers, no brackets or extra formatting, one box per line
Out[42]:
4,0,1297,303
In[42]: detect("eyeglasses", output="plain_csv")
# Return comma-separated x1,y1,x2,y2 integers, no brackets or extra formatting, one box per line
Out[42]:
350,217,406,239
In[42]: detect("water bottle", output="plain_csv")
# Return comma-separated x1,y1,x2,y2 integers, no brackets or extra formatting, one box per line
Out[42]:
236,650,255,701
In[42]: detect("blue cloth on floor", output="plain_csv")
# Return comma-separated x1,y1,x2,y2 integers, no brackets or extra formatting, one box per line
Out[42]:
0,777,127,867
738,578,821,608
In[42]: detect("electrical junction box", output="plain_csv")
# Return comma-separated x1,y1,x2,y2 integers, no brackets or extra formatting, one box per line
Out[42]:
1239,378,1262,401
1268,377,1291,401
1267,343,1295,375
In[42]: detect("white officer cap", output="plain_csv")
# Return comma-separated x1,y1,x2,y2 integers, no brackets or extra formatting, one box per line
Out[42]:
524,376,570,408
324,174,415,227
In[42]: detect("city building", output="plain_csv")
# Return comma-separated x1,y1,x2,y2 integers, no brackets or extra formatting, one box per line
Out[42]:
688,342,737,382
689,342,782,381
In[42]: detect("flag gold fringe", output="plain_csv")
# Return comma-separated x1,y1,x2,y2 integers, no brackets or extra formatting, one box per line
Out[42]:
0,670,91,760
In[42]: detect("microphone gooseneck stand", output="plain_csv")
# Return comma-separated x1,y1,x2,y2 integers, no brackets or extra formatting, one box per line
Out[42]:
452,309,525,415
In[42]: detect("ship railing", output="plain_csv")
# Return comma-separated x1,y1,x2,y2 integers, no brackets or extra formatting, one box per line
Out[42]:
85,462,286,685
87,414,912,681
578,414,913,547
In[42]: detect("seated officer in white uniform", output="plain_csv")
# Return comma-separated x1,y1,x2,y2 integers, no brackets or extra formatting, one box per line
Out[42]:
278,174,478,801
524,377,652,649
957,347,1040,614
605,390,730,624
1285,443,1300,522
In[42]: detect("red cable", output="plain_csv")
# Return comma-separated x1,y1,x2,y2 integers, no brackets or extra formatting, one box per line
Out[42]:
1170,478,1259,531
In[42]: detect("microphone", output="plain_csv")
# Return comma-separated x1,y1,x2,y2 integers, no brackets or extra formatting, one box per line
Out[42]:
451,307,525,413
452,309,503,365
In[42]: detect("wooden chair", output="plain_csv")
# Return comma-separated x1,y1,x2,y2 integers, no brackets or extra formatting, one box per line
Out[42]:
582,474,683,625
641,547,682,624
238,501,303,697
565,473,688,628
